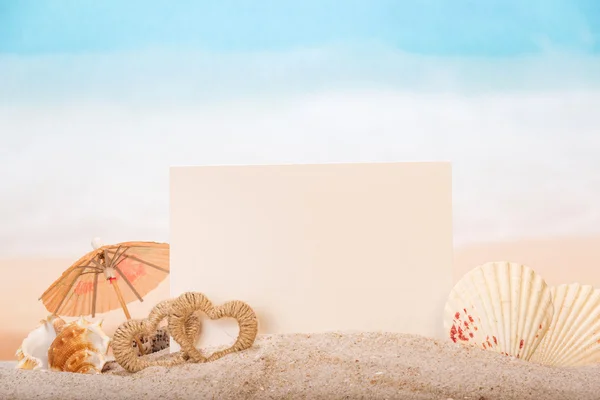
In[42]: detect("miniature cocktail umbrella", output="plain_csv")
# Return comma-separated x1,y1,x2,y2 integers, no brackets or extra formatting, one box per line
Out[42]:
39,238,170,354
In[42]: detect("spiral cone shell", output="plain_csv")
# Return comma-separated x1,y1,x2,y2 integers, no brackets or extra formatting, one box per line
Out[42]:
48,317,111,374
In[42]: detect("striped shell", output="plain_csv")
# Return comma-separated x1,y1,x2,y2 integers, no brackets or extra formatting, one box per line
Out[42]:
444,261,554,360
48,317,111,374
530,283,600,366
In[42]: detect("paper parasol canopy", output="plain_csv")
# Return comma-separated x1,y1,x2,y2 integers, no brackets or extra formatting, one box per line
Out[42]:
39,241,169,319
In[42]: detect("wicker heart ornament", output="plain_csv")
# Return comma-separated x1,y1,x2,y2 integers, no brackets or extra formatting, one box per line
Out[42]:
111,292,259,373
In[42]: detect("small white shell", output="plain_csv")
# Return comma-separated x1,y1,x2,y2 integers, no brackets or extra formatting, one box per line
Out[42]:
530,283,600,367
444,261,554,360
16,315,65,370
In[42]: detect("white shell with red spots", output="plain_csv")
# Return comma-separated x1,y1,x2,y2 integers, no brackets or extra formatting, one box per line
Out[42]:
530,283,600,367
443,261,554,361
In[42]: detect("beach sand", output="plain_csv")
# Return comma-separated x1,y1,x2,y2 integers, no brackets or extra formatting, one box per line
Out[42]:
3,332,600,400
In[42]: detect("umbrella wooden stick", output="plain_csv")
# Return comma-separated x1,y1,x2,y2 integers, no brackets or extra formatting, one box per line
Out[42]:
111,280,146,355
111,281,132,319
103,249,146,355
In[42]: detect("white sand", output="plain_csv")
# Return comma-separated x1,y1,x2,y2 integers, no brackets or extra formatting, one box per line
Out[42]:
2,332,600,400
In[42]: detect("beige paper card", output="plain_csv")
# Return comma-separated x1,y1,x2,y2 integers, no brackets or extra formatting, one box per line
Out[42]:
169,162,453,350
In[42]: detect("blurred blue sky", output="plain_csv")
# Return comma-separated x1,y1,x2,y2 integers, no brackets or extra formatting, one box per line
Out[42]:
1,0,598,56
2,1,600,256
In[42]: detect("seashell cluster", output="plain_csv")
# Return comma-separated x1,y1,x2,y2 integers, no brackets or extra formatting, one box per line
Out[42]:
445,261,600,367
16,315,111,374
16,315,66,370
48,317,111,374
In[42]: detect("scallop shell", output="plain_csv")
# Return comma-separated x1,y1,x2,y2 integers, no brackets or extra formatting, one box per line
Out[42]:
48,317,111,374
444,261,554,360
15,315,66,370
530,283,600,366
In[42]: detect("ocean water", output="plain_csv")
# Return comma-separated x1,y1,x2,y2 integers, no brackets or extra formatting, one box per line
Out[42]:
1,50,600,256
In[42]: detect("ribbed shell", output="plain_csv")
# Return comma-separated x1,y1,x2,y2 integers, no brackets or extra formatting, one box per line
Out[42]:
48,321,109,374
444,261,554,360
530,283,600,367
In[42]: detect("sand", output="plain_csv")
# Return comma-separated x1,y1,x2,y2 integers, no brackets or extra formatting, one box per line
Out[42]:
2,332,600,400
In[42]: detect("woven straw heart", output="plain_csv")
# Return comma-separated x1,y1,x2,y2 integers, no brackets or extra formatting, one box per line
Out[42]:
111,292,258,373
111,298,198,372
